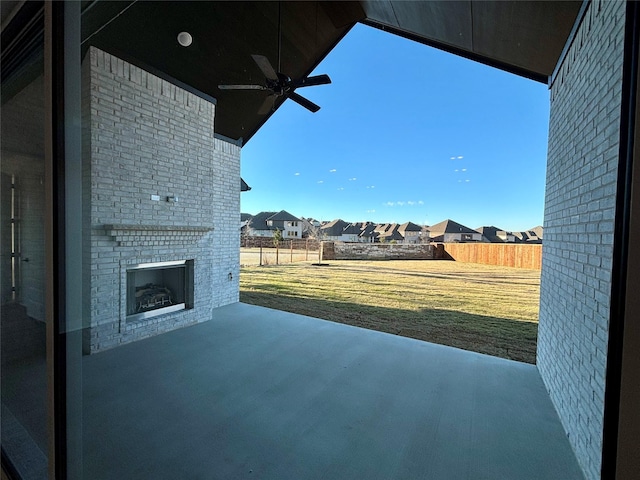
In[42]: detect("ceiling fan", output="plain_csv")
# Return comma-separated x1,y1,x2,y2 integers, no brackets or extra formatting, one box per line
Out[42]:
217,3,331,113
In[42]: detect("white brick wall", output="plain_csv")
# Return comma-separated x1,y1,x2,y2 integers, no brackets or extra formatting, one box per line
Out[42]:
538,1,625,479
212,137,241,307
82,47,240,352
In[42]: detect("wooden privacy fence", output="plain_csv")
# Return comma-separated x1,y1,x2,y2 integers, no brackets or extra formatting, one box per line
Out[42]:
439,243,542,270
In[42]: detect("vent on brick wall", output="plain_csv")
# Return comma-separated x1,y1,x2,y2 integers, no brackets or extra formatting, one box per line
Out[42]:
104,224,214,247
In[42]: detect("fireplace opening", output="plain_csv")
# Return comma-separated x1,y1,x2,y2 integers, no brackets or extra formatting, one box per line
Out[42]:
127,260,194,320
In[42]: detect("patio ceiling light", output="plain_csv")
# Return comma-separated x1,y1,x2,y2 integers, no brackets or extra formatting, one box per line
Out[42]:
177,31,193,47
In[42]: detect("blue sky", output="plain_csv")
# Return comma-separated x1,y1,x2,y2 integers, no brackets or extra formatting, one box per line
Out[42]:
240,24,550,232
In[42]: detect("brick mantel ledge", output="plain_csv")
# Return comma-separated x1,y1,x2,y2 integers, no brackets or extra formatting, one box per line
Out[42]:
104,224,214,246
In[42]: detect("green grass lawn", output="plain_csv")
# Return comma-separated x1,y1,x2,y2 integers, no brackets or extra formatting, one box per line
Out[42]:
240,259,541,364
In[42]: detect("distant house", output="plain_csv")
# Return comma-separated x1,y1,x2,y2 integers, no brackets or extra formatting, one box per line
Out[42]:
497,230,517,242
376,224,404,243
319,219,367,242
244,210,303,238
319,220,385,242
428,219,482,243
476,225,543,243
529,225,544,241
241,213,252,231
477,226,503,243
318,220,425,243
340,222,366,242
302,217,322,230
301,217,322,238
320,219,350,241
242,211,271,237
476,226,514,243
398,222,423,244
512,226,543,243
359,223,379,243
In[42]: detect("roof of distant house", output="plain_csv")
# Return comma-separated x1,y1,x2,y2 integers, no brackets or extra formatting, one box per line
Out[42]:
511,229,543,243
321,219,349,237
322,219,346,228
267,210,301,222
342,223,363,235
374,223,396,234
378,224,404,241
428,219,478,235
247,211,278,231
360,223,379,238
476,226,505,243
530,226,544,239
398,221,422,232
476,226,501,234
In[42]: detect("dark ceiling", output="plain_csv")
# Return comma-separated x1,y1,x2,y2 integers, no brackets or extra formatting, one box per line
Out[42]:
78,1,581,144
360,1,583,81
81,1,362,143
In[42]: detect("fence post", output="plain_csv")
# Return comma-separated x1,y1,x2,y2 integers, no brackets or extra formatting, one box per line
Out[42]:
259,246,263,266
305,239,309,260
290,240,293,263
276,245,279,265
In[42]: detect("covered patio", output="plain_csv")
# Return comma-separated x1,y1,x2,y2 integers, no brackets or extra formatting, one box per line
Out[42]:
3,2,639,478
80,303,583,479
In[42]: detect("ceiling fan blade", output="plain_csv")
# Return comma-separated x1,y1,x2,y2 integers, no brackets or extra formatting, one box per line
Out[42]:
258,95,277,115
251,54,278,81
218,84,268,90
293,74,331,88
288,91,320,113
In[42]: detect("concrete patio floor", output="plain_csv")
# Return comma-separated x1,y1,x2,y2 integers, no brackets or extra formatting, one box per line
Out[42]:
82,302,584,479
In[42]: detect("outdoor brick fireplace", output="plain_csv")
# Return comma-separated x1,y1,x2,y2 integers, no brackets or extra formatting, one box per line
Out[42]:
126,259,194,320
82,48,241,353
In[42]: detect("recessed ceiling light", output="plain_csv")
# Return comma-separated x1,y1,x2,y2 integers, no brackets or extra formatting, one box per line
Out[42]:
177,31,193,47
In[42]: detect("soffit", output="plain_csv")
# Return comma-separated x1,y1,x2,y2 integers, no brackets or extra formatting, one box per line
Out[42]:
76,1,580,143
80,1,361,143
361,0,583,82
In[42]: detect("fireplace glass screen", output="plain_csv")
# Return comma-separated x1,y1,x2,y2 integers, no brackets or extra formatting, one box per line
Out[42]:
127,260,194,320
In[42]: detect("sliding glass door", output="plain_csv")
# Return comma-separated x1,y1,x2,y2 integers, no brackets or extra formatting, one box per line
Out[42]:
1,5,48,477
